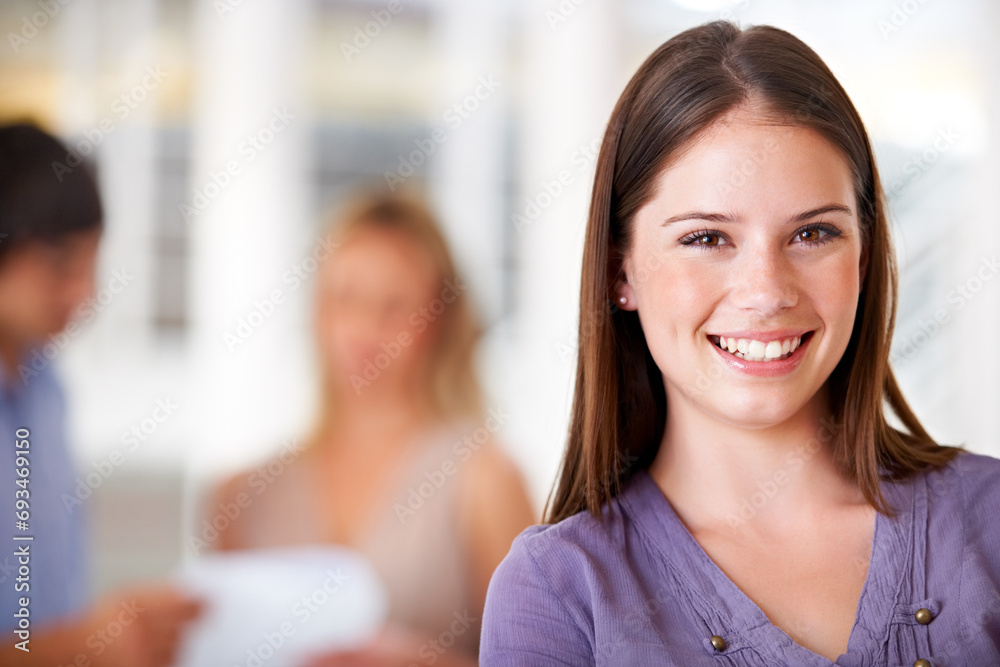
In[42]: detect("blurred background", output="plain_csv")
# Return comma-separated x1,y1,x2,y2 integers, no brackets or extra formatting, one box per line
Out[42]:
1,0,998,599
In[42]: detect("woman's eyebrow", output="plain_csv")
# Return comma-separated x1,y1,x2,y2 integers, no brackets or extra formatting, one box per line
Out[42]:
661,203,853,227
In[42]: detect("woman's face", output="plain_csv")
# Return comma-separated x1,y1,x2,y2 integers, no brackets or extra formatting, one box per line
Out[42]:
620,109,866,428
315,227,439,395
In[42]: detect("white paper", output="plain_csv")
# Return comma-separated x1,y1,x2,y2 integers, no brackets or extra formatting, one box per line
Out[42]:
172,546,388,667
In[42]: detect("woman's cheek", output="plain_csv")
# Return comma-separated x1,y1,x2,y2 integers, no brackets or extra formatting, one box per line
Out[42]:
652,260,719,325
812,255,860,327
637,272,699,367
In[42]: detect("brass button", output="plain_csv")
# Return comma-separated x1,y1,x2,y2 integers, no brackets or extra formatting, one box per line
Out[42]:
913,660,931,667
914,608,933,625
710,635,726,651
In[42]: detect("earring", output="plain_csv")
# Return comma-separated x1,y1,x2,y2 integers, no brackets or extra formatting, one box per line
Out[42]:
618,295,627,306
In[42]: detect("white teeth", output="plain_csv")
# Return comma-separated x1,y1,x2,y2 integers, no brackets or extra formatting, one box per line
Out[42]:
712,334,805,362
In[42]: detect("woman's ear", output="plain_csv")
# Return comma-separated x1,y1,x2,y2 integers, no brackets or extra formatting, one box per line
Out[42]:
616,257,638,311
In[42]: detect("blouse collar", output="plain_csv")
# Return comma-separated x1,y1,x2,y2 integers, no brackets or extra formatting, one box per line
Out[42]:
617,466,922,666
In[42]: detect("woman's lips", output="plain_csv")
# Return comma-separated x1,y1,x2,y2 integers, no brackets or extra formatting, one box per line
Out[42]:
708,331,815,377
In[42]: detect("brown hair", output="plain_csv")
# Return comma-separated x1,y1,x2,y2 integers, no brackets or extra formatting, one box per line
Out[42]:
308,190,484,445
544,20,960,524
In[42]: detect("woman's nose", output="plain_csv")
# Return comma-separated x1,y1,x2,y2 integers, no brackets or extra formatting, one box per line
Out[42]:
728,245,798,317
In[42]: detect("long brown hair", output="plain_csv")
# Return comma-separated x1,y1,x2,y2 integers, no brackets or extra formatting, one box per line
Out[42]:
545,20,960,524
308,190,484,446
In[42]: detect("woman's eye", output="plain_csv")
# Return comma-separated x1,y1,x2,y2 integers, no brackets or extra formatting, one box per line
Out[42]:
681,230,727,247
793,223,840,245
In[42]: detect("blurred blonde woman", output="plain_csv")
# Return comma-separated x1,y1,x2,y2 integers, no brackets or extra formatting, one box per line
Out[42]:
208,192,535,666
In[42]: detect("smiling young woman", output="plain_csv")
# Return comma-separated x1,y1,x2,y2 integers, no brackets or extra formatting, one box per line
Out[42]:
480,20,1000,667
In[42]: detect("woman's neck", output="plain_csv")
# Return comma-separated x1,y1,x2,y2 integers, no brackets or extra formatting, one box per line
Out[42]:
318,382,439,453
648,387,861,536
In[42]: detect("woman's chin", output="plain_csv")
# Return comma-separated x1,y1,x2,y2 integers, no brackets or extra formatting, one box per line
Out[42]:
701,392,808,430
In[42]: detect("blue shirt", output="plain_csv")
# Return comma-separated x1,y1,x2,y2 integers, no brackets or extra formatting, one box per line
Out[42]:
1,348,87,633
481,450,1000,666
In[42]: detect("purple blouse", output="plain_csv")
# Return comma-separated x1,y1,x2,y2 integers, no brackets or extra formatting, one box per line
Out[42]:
481,450,1000,666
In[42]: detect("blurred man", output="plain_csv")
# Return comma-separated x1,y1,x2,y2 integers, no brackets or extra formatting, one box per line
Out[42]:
0,122,201,667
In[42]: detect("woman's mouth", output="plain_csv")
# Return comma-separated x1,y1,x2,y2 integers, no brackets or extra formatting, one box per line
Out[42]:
708,331,814,362
705,330,815,377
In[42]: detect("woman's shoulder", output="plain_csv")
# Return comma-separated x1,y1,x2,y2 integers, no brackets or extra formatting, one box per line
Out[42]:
491,488,634,595
482,483,649,662
922,448,1000,498
213,438,309,499
201,439,310,548
920,448,1000,541
482,509,626,662
951,447,1000,476
206,440,306,510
